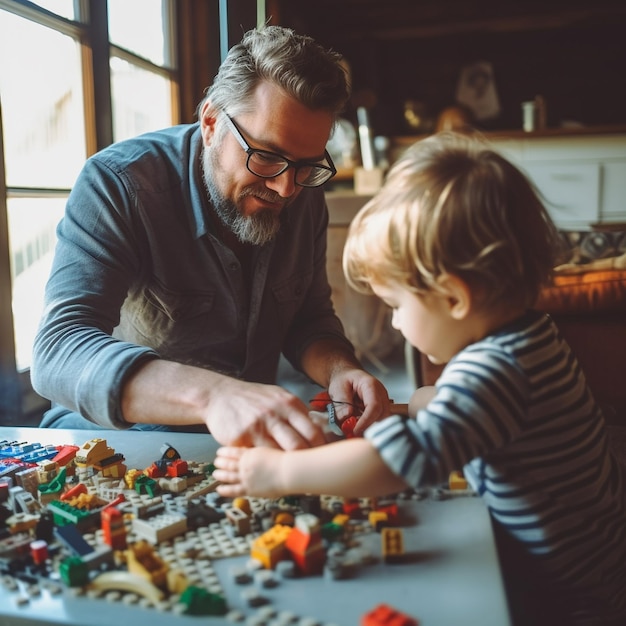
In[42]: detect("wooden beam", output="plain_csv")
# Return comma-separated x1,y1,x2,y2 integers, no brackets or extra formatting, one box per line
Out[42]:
87,0,113,150
312,6,626,41
0,101,21,423
177,0,221,123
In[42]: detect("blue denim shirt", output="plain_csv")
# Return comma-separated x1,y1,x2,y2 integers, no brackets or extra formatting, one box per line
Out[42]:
31,124,352,428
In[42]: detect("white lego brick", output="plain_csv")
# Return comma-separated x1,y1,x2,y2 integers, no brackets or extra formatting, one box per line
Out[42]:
132,512,187,543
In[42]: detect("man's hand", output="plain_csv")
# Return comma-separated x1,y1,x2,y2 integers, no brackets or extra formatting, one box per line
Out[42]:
204,378,326,450
326,367,391,435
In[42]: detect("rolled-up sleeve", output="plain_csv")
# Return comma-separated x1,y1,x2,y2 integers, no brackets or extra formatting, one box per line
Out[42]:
31,157,158,428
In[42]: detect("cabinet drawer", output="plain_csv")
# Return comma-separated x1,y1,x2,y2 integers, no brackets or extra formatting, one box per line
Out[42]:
523,163,600,229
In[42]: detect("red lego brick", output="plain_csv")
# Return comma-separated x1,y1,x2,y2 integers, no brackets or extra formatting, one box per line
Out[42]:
309,390,332,411
361,603,419,626
341,415,358,438
342,499,361,517
167,458,188,477
51,445,79,467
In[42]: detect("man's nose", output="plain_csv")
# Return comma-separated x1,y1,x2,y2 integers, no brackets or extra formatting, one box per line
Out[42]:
265,168,297,198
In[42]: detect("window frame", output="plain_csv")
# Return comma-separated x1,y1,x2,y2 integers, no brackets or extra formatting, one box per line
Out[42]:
0,0,181,423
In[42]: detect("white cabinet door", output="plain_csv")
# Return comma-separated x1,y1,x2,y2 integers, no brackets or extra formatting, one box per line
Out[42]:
522,162,600,229
601,161,626,223
489,134,626,229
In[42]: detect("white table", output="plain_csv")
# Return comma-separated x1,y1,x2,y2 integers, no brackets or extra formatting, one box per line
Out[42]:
0,427,511,626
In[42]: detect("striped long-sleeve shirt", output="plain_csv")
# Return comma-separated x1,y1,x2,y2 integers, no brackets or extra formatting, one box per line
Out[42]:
365,310,626,625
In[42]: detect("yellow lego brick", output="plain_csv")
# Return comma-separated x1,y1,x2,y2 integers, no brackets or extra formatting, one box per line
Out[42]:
332,513,350,527
449,470,469,490
368,511,388,530
381,527,405,563
250,524,292,569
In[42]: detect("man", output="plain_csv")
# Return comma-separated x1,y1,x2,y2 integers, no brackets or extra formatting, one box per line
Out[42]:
31,26,390,449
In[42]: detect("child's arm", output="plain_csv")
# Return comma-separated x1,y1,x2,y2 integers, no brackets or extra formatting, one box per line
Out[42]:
408,386,436,418
213,438,408,499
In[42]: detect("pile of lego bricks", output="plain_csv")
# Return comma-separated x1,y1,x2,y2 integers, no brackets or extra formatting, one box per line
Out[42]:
0,435,474,624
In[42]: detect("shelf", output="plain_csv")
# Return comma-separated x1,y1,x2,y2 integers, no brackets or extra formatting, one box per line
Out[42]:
391,125,626,147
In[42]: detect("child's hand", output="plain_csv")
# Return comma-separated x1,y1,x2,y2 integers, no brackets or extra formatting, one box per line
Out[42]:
213,446,287,499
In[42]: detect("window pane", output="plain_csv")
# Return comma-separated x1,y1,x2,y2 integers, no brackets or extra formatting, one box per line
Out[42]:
8,197,65,371
110,57,173,141
0,12,86,189
107,0,171,66
29,1,76,20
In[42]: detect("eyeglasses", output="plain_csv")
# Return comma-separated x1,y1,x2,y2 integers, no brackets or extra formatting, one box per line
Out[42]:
222,114,336,188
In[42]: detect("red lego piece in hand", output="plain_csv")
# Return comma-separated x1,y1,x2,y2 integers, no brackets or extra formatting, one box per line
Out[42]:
341,415,358,438
309,391,332,411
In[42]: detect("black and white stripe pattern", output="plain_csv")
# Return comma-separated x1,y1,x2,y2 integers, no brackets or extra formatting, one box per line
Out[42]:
366,310,626,625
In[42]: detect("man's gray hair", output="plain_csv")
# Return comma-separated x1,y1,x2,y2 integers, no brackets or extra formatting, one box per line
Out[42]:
198,25,350,120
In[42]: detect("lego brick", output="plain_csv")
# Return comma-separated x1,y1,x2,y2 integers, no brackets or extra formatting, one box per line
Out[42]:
448,470,468,490
132,512,188,544
381,528,405,564
361,603,419,626
54,523,95,557
250,524,292,570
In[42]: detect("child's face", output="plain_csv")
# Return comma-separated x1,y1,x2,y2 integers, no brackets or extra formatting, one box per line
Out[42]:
371,281,464,365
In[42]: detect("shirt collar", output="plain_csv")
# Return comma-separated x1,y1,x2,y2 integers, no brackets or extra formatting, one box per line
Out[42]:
188,124,212,239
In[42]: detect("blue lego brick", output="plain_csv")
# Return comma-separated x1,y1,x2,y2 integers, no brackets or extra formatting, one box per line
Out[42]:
0,440,58,463
54,524,95,557
0,441,39,458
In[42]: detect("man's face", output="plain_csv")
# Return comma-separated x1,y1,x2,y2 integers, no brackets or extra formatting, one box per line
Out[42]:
201,143,281,246
200,81,334,245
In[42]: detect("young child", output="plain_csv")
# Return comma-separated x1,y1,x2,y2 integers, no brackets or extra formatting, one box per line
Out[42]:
214,132,626,626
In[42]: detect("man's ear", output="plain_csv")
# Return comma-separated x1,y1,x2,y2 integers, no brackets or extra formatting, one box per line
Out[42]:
199,100,218,146
436,274,472,320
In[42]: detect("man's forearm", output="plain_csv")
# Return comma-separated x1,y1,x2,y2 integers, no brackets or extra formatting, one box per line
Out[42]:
299,337,362,388
120,360,221,426
120,360,326,450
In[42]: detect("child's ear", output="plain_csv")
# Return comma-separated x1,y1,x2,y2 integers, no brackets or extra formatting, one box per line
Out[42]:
436,274,472,320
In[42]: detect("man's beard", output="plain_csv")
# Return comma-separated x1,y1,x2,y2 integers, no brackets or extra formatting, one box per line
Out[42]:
202,146,284,246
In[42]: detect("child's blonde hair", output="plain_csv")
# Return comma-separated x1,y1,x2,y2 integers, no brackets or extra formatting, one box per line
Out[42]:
343,132,561,311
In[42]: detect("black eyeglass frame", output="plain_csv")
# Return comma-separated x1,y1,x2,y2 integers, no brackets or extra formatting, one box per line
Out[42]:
222,114,337,188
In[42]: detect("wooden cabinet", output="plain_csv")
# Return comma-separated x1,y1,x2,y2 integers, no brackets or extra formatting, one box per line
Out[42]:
325,192,404,367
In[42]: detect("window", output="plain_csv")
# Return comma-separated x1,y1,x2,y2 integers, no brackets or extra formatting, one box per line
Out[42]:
0,0,179,422
108,0,178,141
